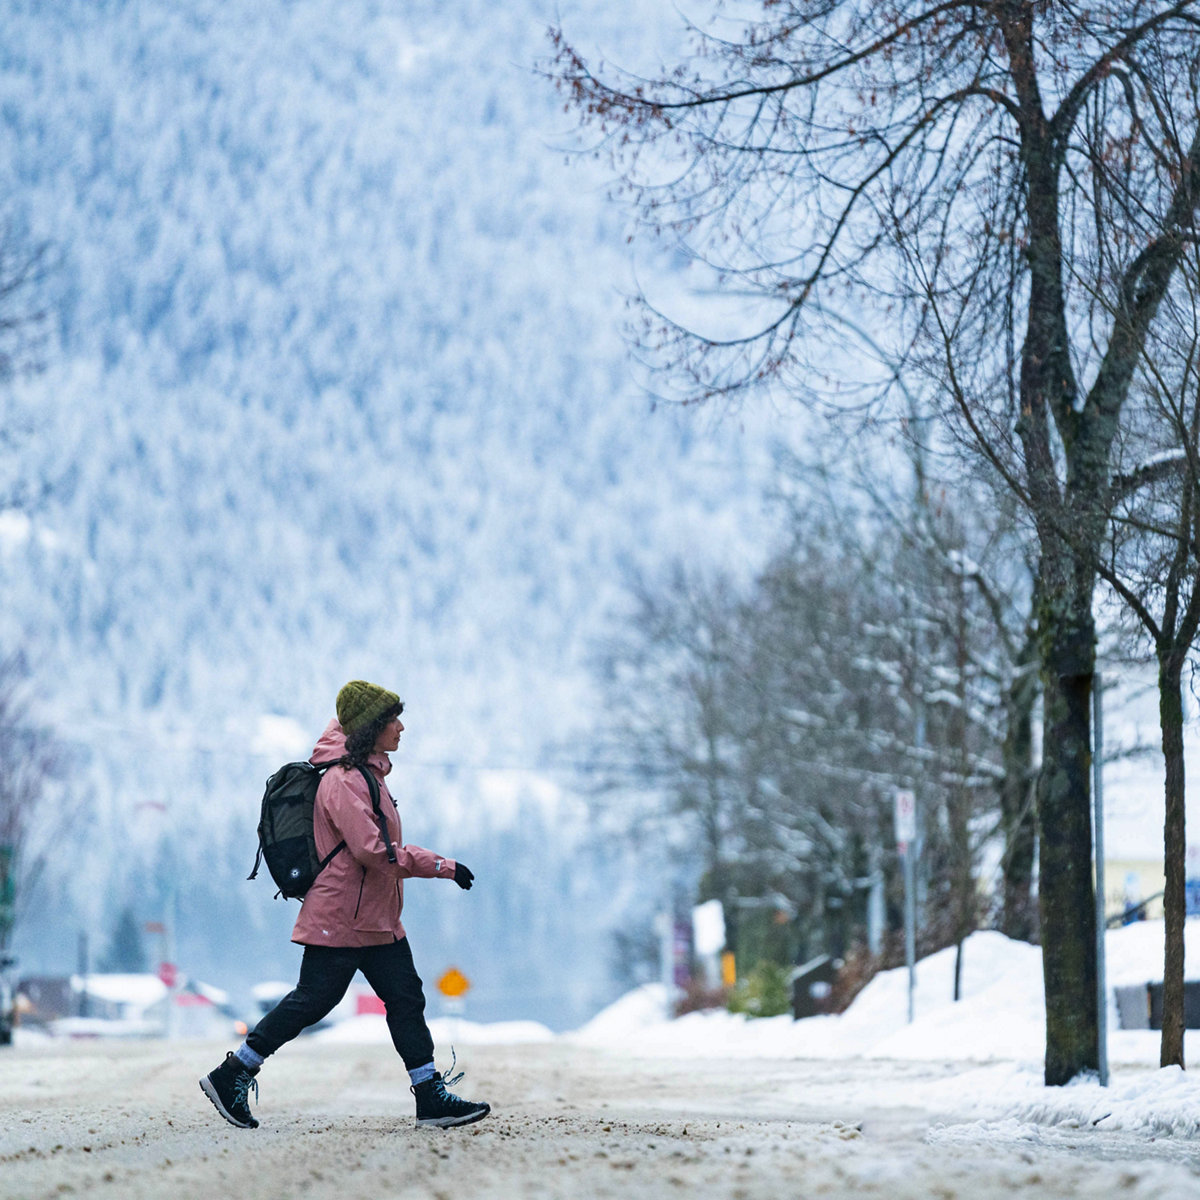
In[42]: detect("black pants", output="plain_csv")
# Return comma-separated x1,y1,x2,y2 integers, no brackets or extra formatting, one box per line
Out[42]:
246,936,435,1070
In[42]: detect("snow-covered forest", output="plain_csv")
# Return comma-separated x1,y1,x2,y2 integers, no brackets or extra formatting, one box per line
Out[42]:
0,0,792,1028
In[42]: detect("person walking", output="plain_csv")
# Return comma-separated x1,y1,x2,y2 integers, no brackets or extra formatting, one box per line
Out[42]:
200,680,490,1130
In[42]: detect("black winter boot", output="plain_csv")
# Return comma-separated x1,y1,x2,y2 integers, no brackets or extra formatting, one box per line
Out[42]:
412,1069,490,1128
200,1051,260,1128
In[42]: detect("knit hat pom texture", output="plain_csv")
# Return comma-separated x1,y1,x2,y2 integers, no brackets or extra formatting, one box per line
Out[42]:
336,680,400,735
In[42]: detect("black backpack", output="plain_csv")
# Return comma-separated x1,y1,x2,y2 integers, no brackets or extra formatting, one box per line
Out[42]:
248,759,396,900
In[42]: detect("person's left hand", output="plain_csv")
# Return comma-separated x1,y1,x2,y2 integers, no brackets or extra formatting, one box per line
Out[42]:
454,863,475,890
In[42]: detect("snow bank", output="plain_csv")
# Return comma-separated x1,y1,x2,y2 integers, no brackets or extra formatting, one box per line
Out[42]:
564,932,1047,1062
312,1014,554,1046
1008,1065,1200,1136
570,983,670,1043
566,922,1200,1138
571,923,1200,1067
1105,918,1200,987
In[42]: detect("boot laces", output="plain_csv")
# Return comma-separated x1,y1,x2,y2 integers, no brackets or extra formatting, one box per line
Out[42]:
440,1048,464,1090
232,1072,259,1109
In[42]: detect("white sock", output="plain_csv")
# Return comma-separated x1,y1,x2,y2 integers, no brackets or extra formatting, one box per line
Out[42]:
408,1061,436,1085
235,1043,264,1070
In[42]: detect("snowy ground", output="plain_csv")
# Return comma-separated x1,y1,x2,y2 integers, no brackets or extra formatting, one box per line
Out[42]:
6,925,1200,1197
2,1041,1200,1199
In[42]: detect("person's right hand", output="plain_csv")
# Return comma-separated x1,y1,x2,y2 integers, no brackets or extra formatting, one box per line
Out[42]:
454,863,475,890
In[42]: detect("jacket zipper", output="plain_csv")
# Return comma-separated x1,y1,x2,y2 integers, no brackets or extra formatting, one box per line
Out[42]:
354,867,366,918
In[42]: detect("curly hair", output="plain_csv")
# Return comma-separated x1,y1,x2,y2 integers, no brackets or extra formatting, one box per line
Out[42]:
341,701,404,768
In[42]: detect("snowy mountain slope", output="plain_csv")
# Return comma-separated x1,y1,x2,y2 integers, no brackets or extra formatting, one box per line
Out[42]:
0,0,785,1021
1,0,763,730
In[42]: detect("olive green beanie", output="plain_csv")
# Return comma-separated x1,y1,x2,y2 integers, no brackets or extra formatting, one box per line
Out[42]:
336,680,401,735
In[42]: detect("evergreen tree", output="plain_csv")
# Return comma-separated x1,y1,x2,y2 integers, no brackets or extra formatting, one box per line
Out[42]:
99,906,147,974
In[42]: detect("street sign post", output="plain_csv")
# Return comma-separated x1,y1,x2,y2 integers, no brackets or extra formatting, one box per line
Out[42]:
894,789,917,850
1094,674,1109,1087
437,967,469,1035
894,789,918,1024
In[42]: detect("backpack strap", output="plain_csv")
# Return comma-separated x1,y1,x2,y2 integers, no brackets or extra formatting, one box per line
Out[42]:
309,761,392,867
318,838,347,869
357,764,397,864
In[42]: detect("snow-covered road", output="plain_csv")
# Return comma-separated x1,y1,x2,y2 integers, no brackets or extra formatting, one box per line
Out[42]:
2,1041,1198,1199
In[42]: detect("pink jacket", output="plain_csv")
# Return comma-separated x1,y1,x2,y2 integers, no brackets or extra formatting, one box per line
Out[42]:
291,719,457,948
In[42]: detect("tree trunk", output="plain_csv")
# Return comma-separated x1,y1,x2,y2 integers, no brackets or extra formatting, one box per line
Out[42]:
1159,655,1187,1069
1008,60,1100,1082
1036,618,1099,1085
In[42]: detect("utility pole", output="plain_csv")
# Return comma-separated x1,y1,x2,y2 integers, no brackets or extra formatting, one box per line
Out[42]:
76,930,89,1018
655,910,675,1020
895,787,918,1023
895,705,926,1024
1093,673,1109,1087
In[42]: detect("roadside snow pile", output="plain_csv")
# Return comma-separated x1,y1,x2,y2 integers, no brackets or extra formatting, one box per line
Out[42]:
568,922,1200,1069
313,1014,553,1046
427,1017,553,1045
568,924,1200,1137
565,932,1045,1062
1008,1065,1200,1136
1105,919,1200,987
570,983,669,1043
921,1063,1200,1141
838,931,1044,1062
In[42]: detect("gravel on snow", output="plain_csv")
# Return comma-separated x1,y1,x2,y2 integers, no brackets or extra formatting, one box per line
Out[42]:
1,1041,1198,1199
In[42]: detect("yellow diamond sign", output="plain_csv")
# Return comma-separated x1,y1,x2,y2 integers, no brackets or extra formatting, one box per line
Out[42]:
437,967,470,998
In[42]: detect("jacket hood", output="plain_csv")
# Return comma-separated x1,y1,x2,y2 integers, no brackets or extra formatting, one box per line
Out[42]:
310,718,392,776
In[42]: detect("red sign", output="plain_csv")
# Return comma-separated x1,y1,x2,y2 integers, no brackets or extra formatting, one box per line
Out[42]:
157,962,178,988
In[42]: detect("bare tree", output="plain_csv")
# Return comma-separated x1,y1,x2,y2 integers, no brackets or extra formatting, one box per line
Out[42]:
0,223,57,954
593,457,1031,987
0,657,60,954
832,434,1041,945
590,566,754,949
551,2,1200,1083
838,461,1036,977
1097,243,1200,1068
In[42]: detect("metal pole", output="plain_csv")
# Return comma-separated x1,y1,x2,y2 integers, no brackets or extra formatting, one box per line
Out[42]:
656,910,674,1020
907,708,925,1024
166,872,178,1040
867,847,884,957
76,930,89,1018
905,847,916,1023
1094,672,1109,1086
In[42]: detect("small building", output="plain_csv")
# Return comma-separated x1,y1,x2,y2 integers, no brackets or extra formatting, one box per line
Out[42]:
790,955,839,1020
1103,858,1165,923
17,972,241,1039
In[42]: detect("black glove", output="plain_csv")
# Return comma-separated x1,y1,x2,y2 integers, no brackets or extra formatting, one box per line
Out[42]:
454,863,474,890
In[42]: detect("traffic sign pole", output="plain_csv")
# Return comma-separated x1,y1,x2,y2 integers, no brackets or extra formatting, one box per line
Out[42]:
1094,673,1109,1087
437,967,470,1046
895,789,918,1024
